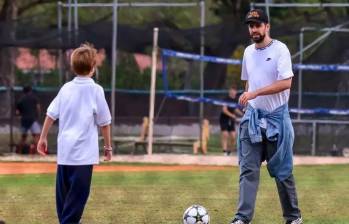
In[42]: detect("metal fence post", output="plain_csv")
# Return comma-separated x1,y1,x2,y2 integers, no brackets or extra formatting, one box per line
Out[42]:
311,122,317,156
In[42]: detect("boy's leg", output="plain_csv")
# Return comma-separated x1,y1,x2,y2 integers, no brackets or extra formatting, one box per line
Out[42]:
17,127,28,154
193,141,199,154
56,165,70,223
234,123,263,223
60,165,93,224
201,141,207,154
221,130,229,154
265,138,301,222
229,130,237,154
30,121,41,154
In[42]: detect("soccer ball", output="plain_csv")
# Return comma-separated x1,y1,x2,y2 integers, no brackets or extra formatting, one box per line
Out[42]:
183,204,210,224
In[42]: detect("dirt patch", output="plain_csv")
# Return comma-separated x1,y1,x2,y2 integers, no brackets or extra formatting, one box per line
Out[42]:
0,162,230,175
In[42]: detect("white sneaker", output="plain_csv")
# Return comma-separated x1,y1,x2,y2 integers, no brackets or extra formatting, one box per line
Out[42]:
286,217,303,224
230,218,249,224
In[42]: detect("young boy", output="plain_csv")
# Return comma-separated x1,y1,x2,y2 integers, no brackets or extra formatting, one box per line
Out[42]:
219,85,243,156
16,85,41,154
37,43,112,224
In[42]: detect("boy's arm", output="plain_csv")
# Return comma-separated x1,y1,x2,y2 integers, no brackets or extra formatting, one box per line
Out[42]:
37,116,55,156
234,108,244,117
100,124,112,161
37,103,41,118
222,106,236,119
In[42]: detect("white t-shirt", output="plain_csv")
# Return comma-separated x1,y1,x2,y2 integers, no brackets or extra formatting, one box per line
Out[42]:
241,39,294,112
47,77,111,165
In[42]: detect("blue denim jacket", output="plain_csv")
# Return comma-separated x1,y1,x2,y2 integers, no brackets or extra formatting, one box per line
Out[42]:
238,104,294,181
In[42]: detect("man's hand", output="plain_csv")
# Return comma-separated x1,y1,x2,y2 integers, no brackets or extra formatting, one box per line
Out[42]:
239,91,258,106
37,138,48,156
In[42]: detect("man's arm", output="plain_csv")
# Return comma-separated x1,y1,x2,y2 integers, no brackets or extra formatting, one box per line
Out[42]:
239,78,292,106
238,81,249,111
37,116,55,156
245,81,249,92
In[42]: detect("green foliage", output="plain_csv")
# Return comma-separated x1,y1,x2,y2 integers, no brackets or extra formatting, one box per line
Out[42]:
15,70,60,87
115,62,151,89
6,0,349,90
226,44,245,89
97,52,162,90
210,0,251,19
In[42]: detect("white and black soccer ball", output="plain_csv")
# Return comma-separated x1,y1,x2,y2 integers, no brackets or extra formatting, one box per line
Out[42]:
183,204,210,224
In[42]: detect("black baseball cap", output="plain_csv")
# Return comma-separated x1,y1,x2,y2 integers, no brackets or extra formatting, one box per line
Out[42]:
245,9,269,24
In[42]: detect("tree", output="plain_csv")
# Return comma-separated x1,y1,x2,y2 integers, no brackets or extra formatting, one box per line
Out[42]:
0,0,56,118
204,0,253,89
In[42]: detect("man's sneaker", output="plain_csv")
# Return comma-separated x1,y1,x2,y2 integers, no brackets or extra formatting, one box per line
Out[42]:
286,217,303,224
230,218,249,224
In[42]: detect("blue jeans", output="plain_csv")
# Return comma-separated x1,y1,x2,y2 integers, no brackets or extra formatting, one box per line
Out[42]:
235,122,301,223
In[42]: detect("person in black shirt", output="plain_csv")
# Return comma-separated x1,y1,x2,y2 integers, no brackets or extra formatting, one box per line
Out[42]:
16,86,41,154
220,85,243,156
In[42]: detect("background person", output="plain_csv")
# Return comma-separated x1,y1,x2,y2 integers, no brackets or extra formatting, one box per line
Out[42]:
220,85,243,156
16,85,41,154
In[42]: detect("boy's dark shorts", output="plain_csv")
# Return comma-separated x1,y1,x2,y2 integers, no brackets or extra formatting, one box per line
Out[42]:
220,116,236,132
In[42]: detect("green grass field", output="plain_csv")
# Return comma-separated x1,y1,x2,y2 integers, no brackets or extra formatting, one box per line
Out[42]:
0,164,349,224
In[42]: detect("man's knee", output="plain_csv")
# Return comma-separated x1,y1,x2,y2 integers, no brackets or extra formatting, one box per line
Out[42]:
239,165,260,183
239,156,261,176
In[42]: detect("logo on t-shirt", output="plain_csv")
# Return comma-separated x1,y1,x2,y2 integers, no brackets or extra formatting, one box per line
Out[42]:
266,57,271,61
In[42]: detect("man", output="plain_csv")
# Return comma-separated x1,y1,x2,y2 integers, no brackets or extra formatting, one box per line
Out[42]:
16,86,41,154
230,9,302,224
219,85,243,156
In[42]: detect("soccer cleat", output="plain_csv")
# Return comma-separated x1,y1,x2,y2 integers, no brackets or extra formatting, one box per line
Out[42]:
286,217,303,224
230,218,249,224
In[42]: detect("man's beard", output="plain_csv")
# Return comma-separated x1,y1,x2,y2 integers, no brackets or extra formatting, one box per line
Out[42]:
250,33,265,43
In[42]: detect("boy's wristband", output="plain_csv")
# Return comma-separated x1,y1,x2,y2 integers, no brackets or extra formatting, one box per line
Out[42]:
104,146,113,151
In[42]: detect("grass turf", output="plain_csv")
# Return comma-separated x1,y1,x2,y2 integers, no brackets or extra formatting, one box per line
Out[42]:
0,164,348,224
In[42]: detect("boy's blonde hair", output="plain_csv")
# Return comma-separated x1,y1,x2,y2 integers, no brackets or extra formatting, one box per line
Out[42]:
70,43,97,76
